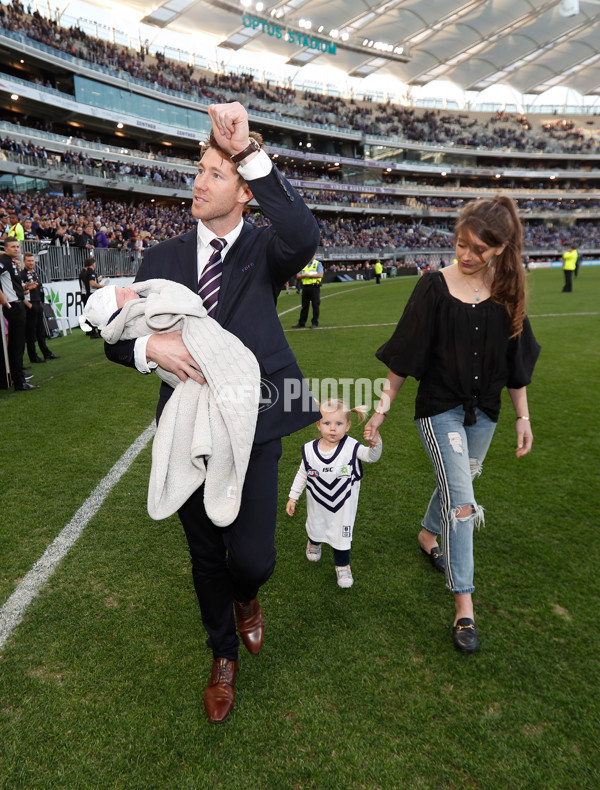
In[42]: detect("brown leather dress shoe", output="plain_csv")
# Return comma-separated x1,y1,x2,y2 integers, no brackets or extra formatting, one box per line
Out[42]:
204,658,238,723
234,598,264,655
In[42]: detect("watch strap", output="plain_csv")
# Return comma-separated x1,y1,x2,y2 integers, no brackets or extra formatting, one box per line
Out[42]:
230,138,261,163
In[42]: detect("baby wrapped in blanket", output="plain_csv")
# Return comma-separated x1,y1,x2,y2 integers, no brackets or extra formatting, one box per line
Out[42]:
81,279,260,526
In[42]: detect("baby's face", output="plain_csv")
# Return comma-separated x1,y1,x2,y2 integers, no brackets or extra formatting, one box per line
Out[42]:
116,287,140,308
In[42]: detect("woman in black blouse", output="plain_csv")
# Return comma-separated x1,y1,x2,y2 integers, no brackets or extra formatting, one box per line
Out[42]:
364,196,540,652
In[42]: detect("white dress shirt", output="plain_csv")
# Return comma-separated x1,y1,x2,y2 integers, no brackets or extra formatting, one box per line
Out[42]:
134,149,273,373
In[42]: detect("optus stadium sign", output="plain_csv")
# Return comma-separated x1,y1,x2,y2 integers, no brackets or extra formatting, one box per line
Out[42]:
241,14,338,56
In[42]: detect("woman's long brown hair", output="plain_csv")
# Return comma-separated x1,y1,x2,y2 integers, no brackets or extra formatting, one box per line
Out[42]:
455,195,527,337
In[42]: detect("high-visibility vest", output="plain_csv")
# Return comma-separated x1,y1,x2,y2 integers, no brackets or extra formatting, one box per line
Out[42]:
562,250,577,271
8,223,24,241
300,259,322,285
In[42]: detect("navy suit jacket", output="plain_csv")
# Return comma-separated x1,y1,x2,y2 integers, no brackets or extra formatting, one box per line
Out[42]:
106,165,322,444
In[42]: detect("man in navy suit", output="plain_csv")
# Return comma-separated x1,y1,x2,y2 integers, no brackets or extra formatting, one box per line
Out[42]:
105,102,320,722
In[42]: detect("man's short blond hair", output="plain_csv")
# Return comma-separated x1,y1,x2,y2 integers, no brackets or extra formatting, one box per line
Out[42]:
199,130,265,187
200,129,264,161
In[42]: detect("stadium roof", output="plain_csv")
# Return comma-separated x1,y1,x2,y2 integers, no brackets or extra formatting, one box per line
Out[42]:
120,0,600,95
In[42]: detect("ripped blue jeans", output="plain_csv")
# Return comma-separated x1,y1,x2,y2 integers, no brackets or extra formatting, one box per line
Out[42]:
417,407,496,594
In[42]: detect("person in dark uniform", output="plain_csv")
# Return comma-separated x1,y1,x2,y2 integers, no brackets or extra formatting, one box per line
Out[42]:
0,239,39,390
292,257,324,328
78,257,103,337
21,251,60,363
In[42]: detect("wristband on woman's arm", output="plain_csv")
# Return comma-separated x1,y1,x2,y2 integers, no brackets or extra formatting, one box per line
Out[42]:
516,415,530,421
374,408,387,418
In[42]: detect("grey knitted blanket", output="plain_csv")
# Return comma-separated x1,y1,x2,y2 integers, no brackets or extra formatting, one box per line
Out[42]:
101,279,260,526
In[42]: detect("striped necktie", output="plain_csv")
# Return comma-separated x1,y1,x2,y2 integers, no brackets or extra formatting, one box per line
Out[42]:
198,237,226,316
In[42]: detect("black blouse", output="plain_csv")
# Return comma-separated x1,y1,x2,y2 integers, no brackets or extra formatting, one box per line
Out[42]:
376,272,541,424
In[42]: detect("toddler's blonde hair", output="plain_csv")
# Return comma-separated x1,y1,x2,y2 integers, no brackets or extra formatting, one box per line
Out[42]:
318,398,369,425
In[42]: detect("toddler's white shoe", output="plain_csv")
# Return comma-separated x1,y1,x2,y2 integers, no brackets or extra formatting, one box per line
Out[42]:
335,565,354,588
305,541,321,562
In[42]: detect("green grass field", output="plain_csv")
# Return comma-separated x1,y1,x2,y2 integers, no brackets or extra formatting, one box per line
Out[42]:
0,267,598,789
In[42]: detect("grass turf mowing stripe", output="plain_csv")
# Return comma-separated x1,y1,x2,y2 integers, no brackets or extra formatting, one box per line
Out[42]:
277,282,377,318
0,423,156,654
284,312,599,333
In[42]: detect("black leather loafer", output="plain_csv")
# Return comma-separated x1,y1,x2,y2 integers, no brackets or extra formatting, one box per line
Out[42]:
453,618,479,653
420,544,445,573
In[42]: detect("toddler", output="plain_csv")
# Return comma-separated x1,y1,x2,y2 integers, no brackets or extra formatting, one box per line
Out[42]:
286,399,382,588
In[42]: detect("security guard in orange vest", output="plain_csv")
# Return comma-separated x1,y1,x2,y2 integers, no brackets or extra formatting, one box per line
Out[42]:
292,258,324,329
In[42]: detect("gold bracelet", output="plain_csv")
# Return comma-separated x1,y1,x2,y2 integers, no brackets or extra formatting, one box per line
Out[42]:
517,415,530,421
374,409,387,418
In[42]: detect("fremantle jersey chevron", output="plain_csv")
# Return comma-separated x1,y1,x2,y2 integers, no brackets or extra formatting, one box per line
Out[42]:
303,435,363,515
293,435,381,551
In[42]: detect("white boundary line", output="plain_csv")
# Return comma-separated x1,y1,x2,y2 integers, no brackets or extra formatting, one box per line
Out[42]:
298,312,599,330
277,282,599,324
530,312,599,318
0,423,156,654
281,313,598,330
288,322,397,330
277,283,375,319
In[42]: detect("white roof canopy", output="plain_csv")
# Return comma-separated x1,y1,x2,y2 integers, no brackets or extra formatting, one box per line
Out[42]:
103,0,600,96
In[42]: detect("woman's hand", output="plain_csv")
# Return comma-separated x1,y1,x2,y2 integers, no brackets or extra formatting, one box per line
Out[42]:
515,417,533,457
364,412,386,444
509,388,533,458
286,499,296,516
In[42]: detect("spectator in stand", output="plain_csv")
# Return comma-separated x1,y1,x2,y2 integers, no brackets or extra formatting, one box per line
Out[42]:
95,225,110,248
22,218,37,240
8,210,24,241
36,217,56,244
0,212,10,241
110,230,125,249
72,224,86,248
55,220,73,246
73,223,95,249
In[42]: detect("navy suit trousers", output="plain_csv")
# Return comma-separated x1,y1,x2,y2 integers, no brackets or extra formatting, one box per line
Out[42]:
178,437,282,661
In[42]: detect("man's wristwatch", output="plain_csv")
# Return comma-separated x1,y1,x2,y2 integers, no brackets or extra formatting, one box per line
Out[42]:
230,138,261,163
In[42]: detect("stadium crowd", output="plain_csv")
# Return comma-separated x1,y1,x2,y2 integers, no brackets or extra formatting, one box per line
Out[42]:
4,133,600,220
2,189,597,257
0,191,197,251
4,0,600,155
0,1,598,262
